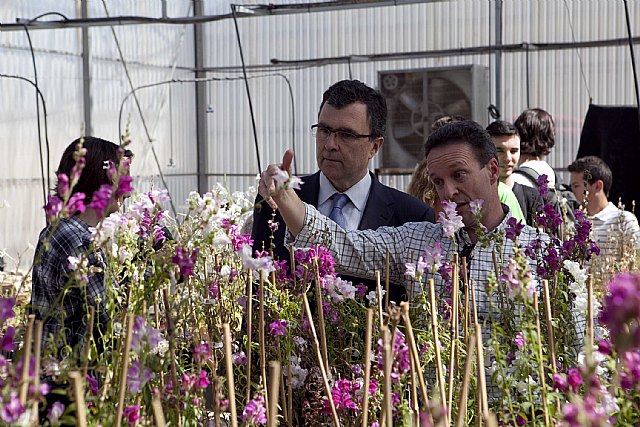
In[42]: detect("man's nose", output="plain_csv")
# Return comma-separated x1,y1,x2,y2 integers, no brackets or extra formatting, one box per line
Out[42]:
324,132,340,150
441,181,458,200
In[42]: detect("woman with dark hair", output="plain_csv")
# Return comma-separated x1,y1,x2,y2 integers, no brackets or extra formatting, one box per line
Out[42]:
511,108,558,188
31,136,133,356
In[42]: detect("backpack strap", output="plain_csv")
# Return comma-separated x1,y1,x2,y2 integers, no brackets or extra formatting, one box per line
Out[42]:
513,166,540,186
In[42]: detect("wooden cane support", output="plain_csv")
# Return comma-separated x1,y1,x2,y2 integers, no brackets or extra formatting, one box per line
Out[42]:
223,324,239,427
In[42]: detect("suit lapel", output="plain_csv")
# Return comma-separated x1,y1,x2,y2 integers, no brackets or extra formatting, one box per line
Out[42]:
297,172,321,206
358,174,393,230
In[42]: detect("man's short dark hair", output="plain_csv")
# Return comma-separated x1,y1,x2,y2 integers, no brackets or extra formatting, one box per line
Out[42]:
431,115,467,132
319,80,387,139
424,120,497,167
568,155,613,196
486,120,519,137
514,108,555,157
56,136,133,202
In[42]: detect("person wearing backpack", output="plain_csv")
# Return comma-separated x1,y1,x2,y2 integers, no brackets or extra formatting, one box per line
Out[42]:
511,108,580,223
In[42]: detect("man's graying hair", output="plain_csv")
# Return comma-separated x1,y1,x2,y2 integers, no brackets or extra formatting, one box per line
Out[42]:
425,120,497,166
319,80,387,139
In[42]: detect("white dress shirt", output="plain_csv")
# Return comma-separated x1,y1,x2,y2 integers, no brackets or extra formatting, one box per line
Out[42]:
317,172,372,231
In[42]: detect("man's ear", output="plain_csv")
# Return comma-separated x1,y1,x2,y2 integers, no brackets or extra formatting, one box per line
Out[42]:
488,158,500,184
369,137,384,160
594,179,605,194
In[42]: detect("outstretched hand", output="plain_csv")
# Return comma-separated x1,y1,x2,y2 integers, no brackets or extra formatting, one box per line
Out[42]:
259,149,295,209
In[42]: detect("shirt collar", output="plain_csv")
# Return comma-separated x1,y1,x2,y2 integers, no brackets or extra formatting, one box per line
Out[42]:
318,172,372,212
592,202,619,221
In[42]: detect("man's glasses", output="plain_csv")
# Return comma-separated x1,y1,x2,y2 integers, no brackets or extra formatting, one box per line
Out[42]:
311,124,375,144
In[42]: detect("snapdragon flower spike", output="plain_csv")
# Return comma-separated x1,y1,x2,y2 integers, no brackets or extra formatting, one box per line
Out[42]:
0,297,16,324
242,394,267,425
438,200,465,238
469,198,484,216
44,195,63,220
171,247,200,278
127,360,154,394
116,175,134,199
70,156,86,185
66,192,87,215
600,272,640,352
505,216,524,241
536,174,550,198
57,173,70,199
88,184,113,218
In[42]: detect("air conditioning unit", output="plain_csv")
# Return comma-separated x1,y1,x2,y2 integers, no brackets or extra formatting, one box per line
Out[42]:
378,65,489,168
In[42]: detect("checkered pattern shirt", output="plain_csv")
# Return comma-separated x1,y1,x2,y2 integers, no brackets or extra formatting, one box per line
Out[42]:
31,216,110,354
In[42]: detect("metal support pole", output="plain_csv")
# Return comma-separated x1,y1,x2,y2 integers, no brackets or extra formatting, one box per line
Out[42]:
81,0,92,135
194,0,208,194
494,0,502,116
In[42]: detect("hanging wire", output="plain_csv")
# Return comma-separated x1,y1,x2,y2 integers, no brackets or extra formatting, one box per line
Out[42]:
562,0,592,101
100,0,177,216
622,0,640,134
0,73,50,207
231,4,262,174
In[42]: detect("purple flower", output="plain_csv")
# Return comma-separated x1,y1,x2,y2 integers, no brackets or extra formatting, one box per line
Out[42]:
600,273,640,352
232,351,247,365
242,394,267,425
86,375,99,395
196,370,210,389
552,373,568,392
567,367,583,393
44,195,63,220
323,379,359,413
0,298,15,323
127,360,154,394
123,404,140,425
596,338,612,356
171,247,200,278
193,342,211,364
469,199,484,216
66,192,87,215
1,327,15,352
131,316,163,354
505,216,525,242
536,174,549,197
71,157,85,183
47,401,65,424
514,332,525,351
269,319,288,337
116,175,134,199
438,200,465,238
423,242,443,270
88,184,113,218
57,173,70,198
0,392,24,423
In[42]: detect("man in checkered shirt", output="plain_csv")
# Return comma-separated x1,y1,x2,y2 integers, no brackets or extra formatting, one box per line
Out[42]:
31,137,132,356
260,120,548,333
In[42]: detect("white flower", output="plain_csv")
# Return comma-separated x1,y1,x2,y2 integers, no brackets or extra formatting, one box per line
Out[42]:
238,244,275,275
293,336,307,351
68,256,81,271
366,290,385,304
284,356,308,389
213,234,232,247
272,169,303,191
219,265,232,278
152,339,169,358
563,260,587,284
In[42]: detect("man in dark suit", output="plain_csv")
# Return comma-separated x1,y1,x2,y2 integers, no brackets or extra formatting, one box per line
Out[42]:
252,79,435,302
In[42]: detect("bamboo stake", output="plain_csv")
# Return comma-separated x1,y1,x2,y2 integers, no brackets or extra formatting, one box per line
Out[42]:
542,280,557,374
313,259,330,374
276,341,288,426
259,271,269,417
301,293,341,427
361,309,374,427
268,361,281,427
455,333,476,427
400,302,432,424
82,306,95,379
223,324,239,427
152,393,167,427
154,297,164,391
68,371,87,427
287,356,293,426
533,295,551,427
246,270,254,404
587,274,594,350
448,254,460,420
19,315,35,405
384,250,390,311
470,280,479,326
115,313,134,427
162,288,179,397
376,271,384,331
32,320,43,420
475,324,489,422
428,279,448,425
462,257,470,341
382,328,393,427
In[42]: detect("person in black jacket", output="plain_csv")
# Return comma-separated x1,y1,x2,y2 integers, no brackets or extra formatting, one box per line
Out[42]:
251,80,435,303
487,120,543,226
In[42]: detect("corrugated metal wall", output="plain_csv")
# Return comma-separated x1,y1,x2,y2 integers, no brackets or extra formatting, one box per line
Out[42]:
1,0,639,269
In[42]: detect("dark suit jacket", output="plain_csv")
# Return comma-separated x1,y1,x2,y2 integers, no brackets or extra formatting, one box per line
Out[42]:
251,171,435,302
512,182,544,226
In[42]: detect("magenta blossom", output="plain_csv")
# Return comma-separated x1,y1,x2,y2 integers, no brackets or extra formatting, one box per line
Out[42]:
552,373,569,392
127,361,154,394
1,327,15,352
0,298,15,323
600,272,640,352
66,192,87,215
123,405,140,425
0,393,24,423
171,247,200,278
88,184,113,218
514,332,525,351
193,342,211,364
47,401,65,424
116,175,134,199
567,367,583,392
44,195,63,220
57,173,70,198
505,216,525,241
242,394,267,425
269,319,288,337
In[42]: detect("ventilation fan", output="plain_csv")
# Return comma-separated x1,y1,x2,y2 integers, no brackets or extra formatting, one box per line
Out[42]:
379,65,489,168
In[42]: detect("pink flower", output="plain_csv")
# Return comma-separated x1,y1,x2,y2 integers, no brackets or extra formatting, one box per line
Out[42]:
469,199,484,216
193,342,211,364
567,367,583,393
552,373,568,392
514,332,525,351
57,173,70,198
600,272,640,352
123,405,140,425
0,393,24,423
232,351,247,365
47,401,65,424
44,195,63,220
66,192,87,215
438,200,464,238
0,298,15,323
116,175,134,199
171,247,200,278
1,327,15,352
269,319,288,337
242,394,267,425
88,184,113,218
196,370,210,389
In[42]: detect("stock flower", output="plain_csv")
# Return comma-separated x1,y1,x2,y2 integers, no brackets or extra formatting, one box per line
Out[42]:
67,192,87,215
567,367,583,392
269,319,288,336
171,247,200,278
552,373,569,392
242,394,267,425
514,332,525,351
505,216,524,241
536,174,549,197
193,342,211,364
88,184,112,217
123,405,140,425
600,272,640,352
116,175,134,199
0,297,15,323
196,370,210,389
469,199,484,216
232,351,247,365
324,379,359,413
438,200,465,238
0,392,24,423
127,361,154,394
131,316,163,354
47,401,65,424
1,327,15,352
44,195,63,219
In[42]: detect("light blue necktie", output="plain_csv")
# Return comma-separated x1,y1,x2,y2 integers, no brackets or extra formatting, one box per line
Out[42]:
329,193,350,230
